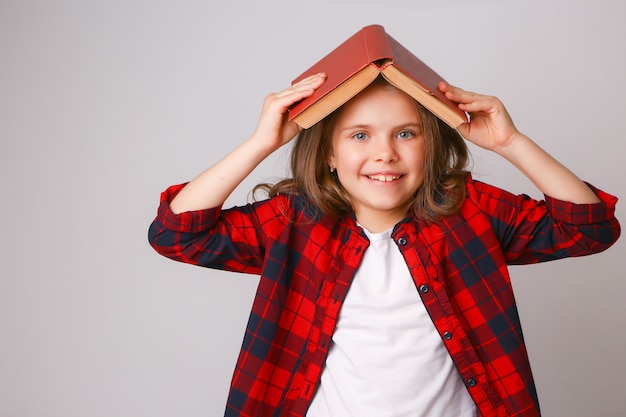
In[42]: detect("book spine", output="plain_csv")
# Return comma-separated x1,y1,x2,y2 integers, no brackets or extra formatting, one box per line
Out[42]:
288,25,393,121
362,25,394,69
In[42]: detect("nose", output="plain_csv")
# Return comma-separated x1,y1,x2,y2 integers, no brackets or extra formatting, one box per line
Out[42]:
372,137,398,163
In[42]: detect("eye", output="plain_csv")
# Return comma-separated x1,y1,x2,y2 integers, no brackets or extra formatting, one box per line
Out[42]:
352,132,368,141
396,130,414,140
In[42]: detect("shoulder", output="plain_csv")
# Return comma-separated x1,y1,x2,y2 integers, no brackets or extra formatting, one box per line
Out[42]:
461,174,543,213
239,192,335,226
463,174,511,202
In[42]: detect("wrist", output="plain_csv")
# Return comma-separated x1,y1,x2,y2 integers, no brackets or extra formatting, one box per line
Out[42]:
492,131,529,161
245,132,282,159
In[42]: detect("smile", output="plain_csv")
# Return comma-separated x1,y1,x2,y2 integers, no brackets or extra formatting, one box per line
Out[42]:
367,174,402,182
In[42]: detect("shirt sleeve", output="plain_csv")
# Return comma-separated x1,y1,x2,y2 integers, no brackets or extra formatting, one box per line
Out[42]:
467,177,621,265
147,183,279,274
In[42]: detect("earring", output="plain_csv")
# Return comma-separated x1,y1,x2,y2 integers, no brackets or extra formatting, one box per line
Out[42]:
330,166,336,173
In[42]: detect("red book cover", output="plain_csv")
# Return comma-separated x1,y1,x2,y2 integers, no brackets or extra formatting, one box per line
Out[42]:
288,25,467,126
385,35,465,121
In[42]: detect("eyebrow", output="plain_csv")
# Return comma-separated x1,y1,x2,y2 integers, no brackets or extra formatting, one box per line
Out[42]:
336,122,422,133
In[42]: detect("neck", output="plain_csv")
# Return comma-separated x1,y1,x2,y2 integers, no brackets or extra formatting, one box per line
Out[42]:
354,210,407,234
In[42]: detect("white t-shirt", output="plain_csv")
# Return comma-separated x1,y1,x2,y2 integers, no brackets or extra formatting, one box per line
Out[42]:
306,227,477,417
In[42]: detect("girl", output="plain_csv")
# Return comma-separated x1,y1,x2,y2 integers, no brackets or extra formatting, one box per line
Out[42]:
149,73,620,417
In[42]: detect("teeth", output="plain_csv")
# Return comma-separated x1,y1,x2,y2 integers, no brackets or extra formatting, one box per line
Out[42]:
368,174,400,182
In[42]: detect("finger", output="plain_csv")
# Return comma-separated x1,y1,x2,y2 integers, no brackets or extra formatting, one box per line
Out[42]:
438,81,467,97
275,73,326,99
458,96,505,117
440,82,492,107
264,76,326,115
268,87,318,110
446,88,480,105
293,72,327,87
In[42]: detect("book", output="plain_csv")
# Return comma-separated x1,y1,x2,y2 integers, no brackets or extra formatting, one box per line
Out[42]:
288,25,468,129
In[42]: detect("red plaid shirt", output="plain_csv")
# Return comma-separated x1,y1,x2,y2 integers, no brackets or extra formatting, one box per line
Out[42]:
148,175,620,417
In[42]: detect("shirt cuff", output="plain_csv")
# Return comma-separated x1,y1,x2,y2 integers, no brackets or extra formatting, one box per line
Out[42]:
156,183,222,233
545,183,618,225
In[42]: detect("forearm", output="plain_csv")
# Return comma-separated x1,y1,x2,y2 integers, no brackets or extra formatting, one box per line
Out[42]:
169,135,275,214
440,83,602,204
495,132,600,204
167,73,326,214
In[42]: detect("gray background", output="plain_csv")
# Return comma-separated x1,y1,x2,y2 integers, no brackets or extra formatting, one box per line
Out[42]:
1,0,625,416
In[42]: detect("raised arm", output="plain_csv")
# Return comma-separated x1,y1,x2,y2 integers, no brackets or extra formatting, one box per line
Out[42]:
169,73,327,214
439,82,600,204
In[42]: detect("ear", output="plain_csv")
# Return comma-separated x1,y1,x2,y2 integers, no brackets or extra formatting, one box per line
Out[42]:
327,152,336,172
327,143,336,169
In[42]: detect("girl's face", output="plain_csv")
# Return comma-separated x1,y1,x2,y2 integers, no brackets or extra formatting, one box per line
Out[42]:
328,83,425,232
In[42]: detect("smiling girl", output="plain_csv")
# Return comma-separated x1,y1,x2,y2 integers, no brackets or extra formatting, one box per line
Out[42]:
149,73,619,417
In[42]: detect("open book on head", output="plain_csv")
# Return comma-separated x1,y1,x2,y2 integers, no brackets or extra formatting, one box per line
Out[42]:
288,24,468,129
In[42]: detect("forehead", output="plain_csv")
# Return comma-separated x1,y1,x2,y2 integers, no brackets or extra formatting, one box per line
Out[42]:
334,83,421,127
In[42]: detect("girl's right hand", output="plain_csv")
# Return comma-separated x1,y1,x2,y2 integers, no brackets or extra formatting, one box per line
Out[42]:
251,73,327,151
168,73,326,214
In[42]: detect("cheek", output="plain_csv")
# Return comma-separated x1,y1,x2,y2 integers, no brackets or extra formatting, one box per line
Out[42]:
407,143,426,170
332,145,361,169
416,153,426,171
338,154,366,175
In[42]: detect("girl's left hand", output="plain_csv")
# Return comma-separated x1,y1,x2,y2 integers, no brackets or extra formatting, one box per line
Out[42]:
439,82,520,152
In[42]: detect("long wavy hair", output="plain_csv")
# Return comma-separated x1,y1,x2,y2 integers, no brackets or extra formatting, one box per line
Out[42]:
255,77,470,222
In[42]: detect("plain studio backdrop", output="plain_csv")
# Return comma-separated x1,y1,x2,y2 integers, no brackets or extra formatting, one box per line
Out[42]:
1,0,625,416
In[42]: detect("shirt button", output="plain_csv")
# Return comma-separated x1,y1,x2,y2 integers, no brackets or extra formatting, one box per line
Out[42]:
397,237,407,246
419,284,429,293
443,331,453,340
467,378,477,387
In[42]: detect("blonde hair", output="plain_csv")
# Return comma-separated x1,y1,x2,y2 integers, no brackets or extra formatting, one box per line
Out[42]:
255,78,470,222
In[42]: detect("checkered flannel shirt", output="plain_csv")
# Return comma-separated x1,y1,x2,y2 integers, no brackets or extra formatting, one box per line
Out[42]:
149,175,620,417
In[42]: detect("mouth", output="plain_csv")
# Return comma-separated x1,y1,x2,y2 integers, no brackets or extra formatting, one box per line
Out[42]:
366,174,402,182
